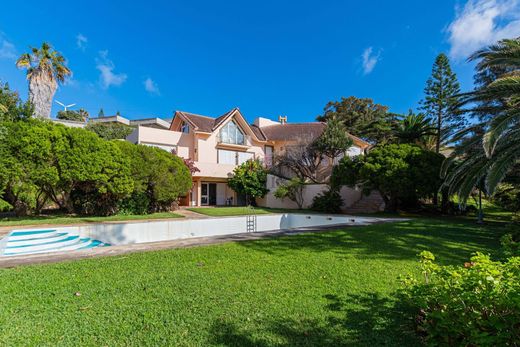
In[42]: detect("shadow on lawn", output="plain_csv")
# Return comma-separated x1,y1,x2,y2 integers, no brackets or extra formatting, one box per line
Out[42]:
239,218,505,264
209,292,419,347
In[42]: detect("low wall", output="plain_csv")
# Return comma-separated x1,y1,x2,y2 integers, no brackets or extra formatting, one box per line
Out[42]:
257,175,362,209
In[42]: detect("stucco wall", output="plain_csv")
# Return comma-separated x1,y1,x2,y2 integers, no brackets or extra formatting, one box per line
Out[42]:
127,126,193,158
257,174,362,209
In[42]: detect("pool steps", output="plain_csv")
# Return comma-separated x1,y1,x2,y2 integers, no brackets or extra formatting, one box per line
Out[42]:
0,229,108,256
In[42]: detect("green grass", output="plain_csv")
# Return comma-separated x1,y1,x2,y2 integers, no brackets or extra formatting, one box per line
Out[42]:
187,206,312,216
0,217,507,346
0,212,184,227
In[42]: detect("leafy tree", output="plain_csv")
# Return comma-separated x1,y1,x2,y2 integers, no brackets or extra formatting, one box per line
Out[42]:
57,109,88,122
0,82,33,122
271,137,325,183
313,117,353,159
420,53,464,153
333,144,444,212
16,42,71,119
115,141,192,213
86,122,134,140
0,120,61,215
228,159,269,206
316,96,394,143
392,111,436,148
273,177,305,209
45,126,134,215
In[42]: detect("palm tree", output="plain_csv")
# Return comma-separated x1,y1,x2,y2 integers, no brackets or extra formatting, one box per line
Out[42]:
16,42,71,119
443,38,520,204
393,111,436,147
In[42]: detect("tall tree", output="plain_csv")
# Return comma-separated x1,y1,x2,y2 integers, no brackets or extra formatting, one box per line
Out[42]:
313,117,353,159
0,82,33,122
443,38,520,205
420,53,464,153
16,42,71,119
98,108,105,117
392,111,436,148
316,96,393,143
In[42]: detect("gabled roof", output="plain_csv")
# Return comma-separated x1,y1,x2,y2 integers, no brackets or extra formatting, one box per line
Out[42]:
260,122,325,142
171,109,370,148
176,111,215,133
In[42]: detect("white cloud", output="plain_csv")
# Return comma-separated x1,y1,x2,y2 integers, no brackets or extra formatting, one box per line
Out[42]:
361,47,381,75
447,0,520,59
0,34,16,60
143,77,160,95
76,33,88,51
96,50,127,89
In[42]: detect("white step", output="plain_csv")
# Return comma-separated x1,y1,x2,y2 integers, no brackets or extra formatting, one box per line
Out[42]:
7,233,69,246
3,239,95,256
8,229,58,241
4,235,83,255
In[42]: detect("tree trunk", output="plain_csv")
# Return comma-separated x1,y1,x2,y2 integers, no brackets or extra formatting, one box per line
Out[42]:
433,108,442,207
382,193,398,213
28,71,57,119
440,188,449,214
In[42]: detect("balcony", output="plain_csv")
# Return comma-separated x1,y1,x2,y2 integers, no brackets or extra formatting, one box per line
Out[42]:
216,133,251,149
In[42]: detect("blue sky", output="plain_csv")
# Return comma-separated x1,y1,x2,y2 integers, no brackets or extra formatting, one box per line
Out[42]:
1,0,520,123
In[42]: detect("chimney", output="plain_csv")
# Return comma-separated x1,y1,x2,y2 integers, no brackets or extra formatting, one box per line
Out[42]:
278,115,287,124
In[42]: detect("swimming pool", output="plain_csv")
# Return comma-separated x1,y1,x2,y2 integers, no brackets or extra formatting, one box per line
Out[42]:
0,213,395,256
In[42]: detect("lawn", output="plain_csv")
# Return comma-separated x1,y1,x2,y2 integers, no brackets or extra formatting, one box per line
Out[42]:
0,212,184,228
187,206,312,216
0,217,506,346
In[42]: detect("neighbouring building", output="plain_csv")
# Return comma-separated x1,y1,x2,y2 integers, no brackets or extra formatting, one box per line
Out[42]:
127,107,370,207
53,114,171,130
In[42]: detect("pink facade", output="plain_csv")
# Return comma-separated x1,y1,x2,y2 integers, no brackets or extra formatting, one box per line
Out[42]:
127,108,369,206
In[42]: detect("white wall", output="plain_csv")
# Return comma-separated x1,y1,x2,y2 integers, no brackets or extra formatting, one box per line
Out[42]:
8,213,386,247
257,174,362,209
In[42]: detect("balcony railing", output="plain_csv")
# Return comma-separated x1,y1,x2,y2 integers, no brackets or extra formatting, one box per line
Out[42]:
217,133,251,146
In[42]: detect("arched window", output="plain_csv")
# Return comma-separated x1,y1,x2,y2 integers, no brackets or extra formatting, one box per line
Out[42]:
220,121,245,145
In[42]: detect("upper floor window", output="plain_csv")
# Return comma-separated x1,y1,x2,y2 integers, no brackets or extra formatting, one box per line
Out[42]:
219,121,245,145
180,121,189,134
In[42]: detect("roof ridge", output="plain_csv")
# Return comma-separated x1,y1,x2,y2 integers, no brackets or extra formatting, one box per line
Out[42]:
177,110,215,120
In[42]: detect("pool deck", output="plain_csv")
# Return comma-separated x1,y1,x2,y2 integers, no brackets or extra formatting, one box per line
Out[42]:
0,218,406,268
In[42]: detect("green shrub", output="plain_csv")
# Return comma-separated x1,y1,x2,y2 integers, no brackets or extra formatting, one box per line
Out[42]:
228,159,269,206
114,141,192,213
501,225,520,258
0,120,191,216
117,192,150,215
333,144,444,212
311,188,343,213
273,177,305,209
492,183,520,212
401,251,520,346
86,122,133,140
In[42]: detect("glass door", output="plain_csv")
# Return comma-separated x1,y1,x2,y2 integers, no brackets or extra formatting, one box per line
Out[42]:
201,183,209,205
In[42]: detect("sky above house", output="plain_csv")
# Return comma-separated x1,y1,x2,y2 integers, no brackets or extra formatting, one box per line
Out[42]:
1,0,520,123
